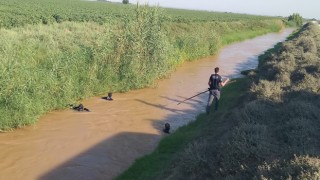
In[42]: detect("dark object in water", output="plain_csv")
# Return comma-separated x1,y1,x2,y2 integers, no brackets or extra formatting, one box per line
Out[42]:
163,123,170,134
102,92,113,101
72,104,90,112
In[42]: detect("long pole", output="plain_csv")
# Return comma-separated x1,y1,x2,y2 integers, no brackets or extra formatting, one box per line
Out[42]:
177,89,209,105
177,78,229,105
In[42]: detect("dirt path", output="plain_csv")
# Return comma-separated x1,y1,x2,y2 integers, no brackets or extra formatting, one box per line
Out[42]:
0,29,294,180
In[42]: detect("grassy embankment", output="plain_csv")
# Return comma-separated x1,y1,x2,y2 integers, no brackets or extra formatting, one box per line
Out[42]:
0,1,282,130
118,23,320,179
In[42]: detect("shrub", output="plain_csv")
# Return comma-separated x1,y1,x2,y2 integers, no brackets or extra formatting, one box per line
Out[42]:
250,80,283,101
298,36,317,53
258,155,320,179
288,13,303,26
176,140,213,179
122,0,129,4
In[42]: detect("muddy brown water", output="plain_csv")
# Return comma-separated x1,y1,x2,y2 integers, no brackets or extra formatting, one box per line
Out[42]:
0,29,293,180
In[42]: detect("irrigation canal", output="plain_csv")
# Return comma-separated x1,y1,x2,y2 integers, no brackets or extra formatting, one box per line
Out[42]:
0,28,294,180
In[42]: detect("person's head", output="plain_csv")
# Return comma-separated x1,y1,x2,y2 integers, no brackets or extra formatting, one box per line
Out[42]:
214,67,219,73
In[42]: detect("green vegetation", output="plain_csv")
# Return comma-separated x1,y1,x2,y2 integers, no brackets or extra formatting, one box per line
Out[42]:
0,1,282,130
122,0,129,4
283,13,304,27
288,13,303,26
118,23,320,179
164,8,278,23
0,0,279,29
0,0,131,28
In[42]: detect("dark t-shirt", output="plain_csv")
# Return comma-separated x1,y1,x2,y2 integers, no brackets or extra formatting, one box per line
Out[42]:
209,74,222,90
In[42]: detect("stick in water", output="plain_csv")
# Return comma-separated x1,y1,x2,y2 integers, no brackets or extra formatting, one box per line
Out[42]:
177,89,209,105
177,78,230,105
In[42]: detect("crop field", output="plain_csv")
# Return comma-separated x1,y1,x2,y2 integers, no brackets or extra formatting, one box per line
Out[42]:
0,0,129,28
0,0,277,29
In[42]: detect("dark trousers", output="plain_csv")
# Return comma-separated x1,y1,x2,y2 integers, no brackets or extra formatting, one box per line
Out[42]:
206,89,220,113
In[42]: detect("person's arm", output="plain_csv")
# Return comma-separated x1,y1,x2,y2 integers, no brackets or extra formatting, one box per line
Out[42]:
208,76,212,88
221,78,230,87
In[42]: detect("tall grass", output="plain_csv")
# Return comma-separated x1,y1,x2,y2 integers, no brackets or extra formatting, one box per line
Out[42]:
0,23,114,129
166,19,282,61
110,5,172,91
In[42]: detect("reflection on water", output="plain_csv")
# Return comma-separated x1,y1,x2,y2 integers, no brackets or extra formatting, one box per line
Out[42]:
0,29,294,180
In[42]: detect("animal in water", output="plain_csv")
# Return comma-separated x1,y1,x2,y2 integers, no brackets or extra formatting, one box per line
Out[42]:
72,104,90,112
103,92,113,101
163,123,170,134
107,92,113,100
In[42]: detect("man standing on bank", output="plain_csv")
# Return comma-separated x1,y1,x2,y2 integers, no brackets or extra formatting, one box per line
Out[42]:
206,67,229,114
